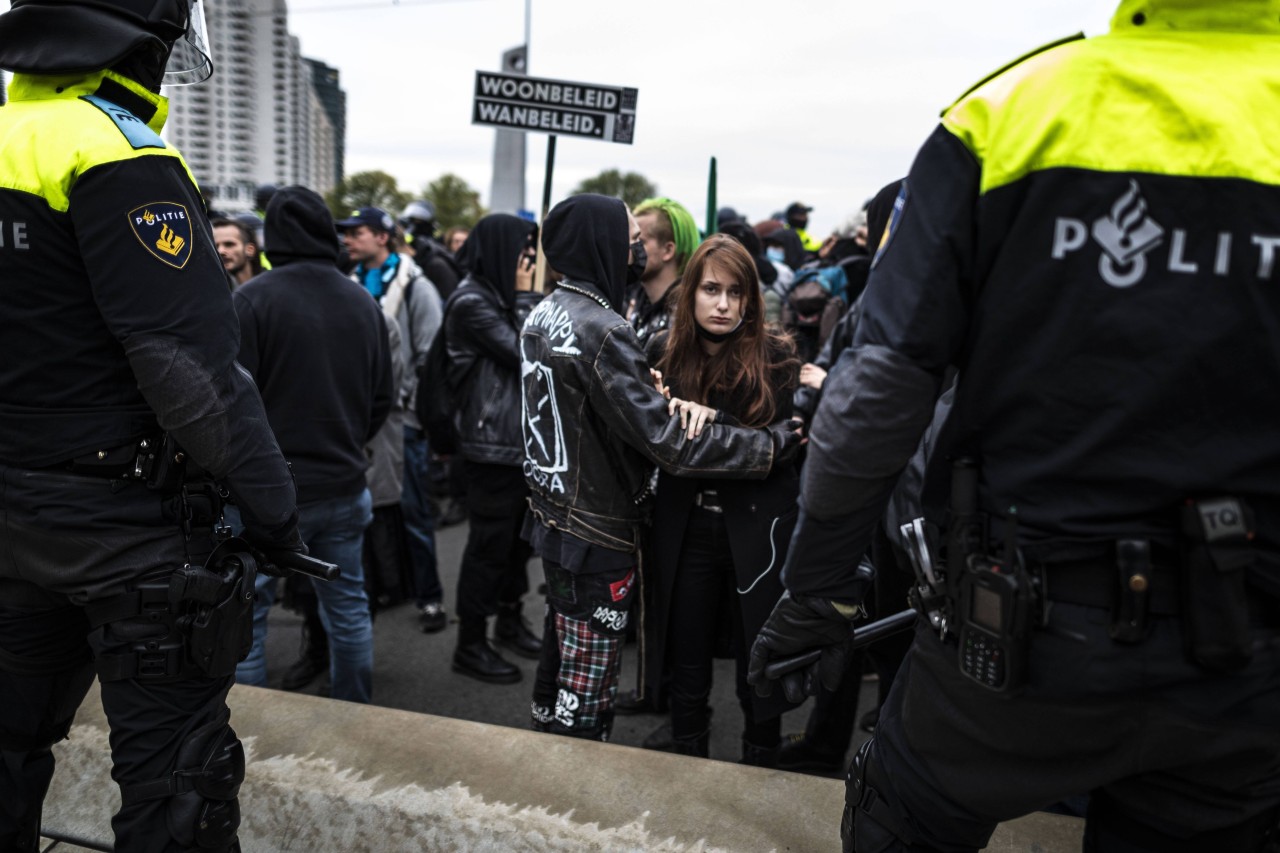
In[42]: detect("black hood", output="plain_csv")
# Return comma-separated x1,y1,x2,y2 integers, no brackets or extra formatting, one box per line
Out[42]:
264,185,340,266
455,213,535,309
542,194,630,313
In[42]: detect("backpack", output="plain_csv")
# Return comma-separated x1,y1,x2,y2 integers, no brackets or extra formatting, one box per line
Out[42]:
415,316,458,454
781,268,847,363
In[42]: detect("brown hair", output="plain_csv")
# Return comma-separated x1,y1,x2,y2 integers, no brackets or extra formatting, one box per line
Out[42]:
657,234,797,428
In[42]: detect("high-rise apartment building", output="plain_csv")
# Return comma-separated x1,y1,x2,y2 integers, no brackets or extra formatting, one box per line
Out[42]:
307,59,346,190
164,0,345,213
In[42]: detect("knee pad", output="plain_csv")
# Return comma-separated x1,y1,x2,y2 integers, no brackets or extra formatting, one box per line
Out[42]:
89,539,259,682
842,739,915,853
123,710,245,852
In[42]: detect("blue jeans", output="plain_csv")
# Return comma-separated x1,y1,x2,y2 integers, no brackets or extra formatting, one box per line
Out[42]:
403,426,442,605
234,489,375,703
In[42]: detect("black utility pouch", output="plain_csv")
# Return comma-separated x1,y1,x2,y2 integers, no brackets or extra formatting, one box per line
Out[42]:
1109,539,1152,644
1179,497,1255,672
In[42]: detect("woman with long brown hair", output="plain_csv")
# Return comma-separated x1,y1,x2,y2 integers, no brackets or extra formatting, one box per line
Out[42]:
645,234,802,764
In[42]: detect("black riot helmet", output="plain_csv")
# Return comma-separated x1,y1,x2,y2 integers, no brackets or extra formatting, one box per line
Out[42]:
0,0,213,87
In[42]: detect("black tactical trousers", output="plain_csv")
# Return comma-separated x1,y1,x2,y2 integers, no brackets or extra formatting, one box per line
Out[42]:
0,466,238,853
847,603,1280,852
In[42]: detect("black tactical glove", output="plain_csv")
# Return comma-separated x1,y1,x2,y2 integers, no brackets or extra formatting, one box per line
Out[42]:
766,417,806,471
747,591,858,703
241,511,307,577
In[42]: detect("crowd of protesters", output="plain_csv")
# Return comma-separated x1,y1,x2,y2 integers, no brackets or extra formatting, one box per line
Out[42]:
208,181,896,774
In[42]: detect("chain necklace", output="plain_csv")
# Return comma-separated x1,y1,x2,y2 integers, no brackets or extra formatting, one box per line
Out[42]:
556,280,612,312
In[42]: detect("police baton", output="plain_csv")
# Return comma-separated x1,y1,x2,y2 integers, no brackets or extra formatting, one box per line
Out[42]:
761,608,918,681
260,548,341,582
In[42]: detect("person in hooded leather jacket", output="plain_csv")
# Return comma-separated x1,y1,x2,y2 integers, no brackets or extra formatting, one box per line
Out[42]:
521,194,801,743
445,213,545,685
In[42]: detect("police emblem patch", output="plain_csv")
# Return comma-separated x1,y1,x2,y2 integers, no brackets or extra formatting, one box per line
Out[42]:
128,202,193,269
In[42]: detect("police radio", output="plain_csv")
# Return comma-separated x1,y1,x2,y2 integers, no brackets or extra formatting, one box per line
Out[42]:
956,544,1035,692
947,460,1039,693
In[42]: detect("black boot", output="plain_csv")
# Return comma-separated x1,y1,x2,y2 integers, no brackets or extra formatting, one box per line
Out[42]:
494,603,542,660
671,729,710,758
641,720,673,751
740,738,779,769
452,640,522,684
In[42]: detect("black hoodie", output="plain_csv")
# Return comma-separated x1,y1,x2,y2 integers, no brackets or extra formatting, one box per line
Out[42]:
542,193,631,313
233,186,394,502
262,185,341,266
455,213,536,309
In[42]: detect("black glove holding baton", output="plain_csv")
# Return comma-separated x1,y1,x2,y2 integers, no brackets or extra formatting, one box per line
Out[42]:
747,591,862,703
748,557,913,703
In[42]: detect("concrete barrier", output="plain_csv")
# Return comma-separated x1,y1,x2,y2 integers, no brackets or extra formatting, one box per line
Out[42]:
45,681,1083,851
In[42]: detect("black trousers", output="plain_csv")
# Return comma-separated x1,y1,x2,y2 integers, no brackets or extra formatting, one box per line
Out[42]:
456,462,532,645
850,602,1280,852
0,466,238,853
667,507,780,747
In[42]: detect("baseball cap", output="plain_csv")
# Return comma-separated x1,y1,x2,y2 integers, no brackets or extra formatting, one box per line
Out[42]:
335,206,395,233
785,201,813,217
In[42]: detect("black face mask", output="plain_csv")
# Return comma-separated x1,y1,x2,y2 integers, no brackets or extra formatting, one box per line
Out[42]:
627,241,647,284
696,316,746,344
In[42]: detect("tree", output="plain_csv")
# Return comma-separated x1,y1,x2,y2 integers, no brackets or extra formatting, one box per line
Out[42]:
422,173,486,231
571,169,658,210
325,170,411,218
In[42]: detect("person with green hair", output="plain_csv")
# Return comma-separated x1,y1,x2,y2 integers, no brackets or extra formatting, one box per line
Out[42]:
628,197,701,349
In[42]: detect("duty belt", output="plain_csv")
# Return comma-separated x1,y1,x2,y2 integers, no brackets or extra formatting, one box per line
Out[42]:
1039,555,1181,616
50,439,146,478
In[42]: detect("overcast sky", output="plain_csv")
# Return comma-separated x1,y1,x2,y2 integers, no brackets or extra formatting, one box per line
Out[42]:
285,0,1117,234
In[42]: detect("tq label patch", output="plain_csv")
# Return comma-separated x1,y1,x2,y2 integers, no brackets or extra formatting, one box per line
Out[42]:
128,202,192,269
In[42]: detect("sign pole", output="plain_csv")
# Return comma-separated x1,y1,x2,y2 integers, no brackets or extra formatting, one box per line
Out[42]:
541,134,557,220
534,134,557,292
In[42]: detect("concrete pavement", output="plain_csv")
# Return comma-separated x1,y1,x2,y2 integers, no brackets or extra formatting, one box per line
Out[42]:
259,517,877,765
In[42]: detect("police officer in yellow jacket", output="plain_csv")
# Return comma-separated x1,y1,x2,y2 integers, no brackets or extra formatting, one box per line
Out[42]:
749,2,1280,850
0,1,301,850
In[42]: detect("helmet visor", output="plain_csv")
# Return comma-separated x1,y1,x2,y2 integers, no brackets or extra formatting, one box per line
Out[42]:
164,0,212,85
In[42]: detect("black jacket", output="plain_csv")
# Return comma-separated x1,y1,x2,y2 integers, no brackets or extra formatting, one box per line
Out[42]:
0,69,297,545
446,214,542,466
785,11,1280,601
233,186,394,503
521,195,782,552
644,338,801,720
447,282,540,465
